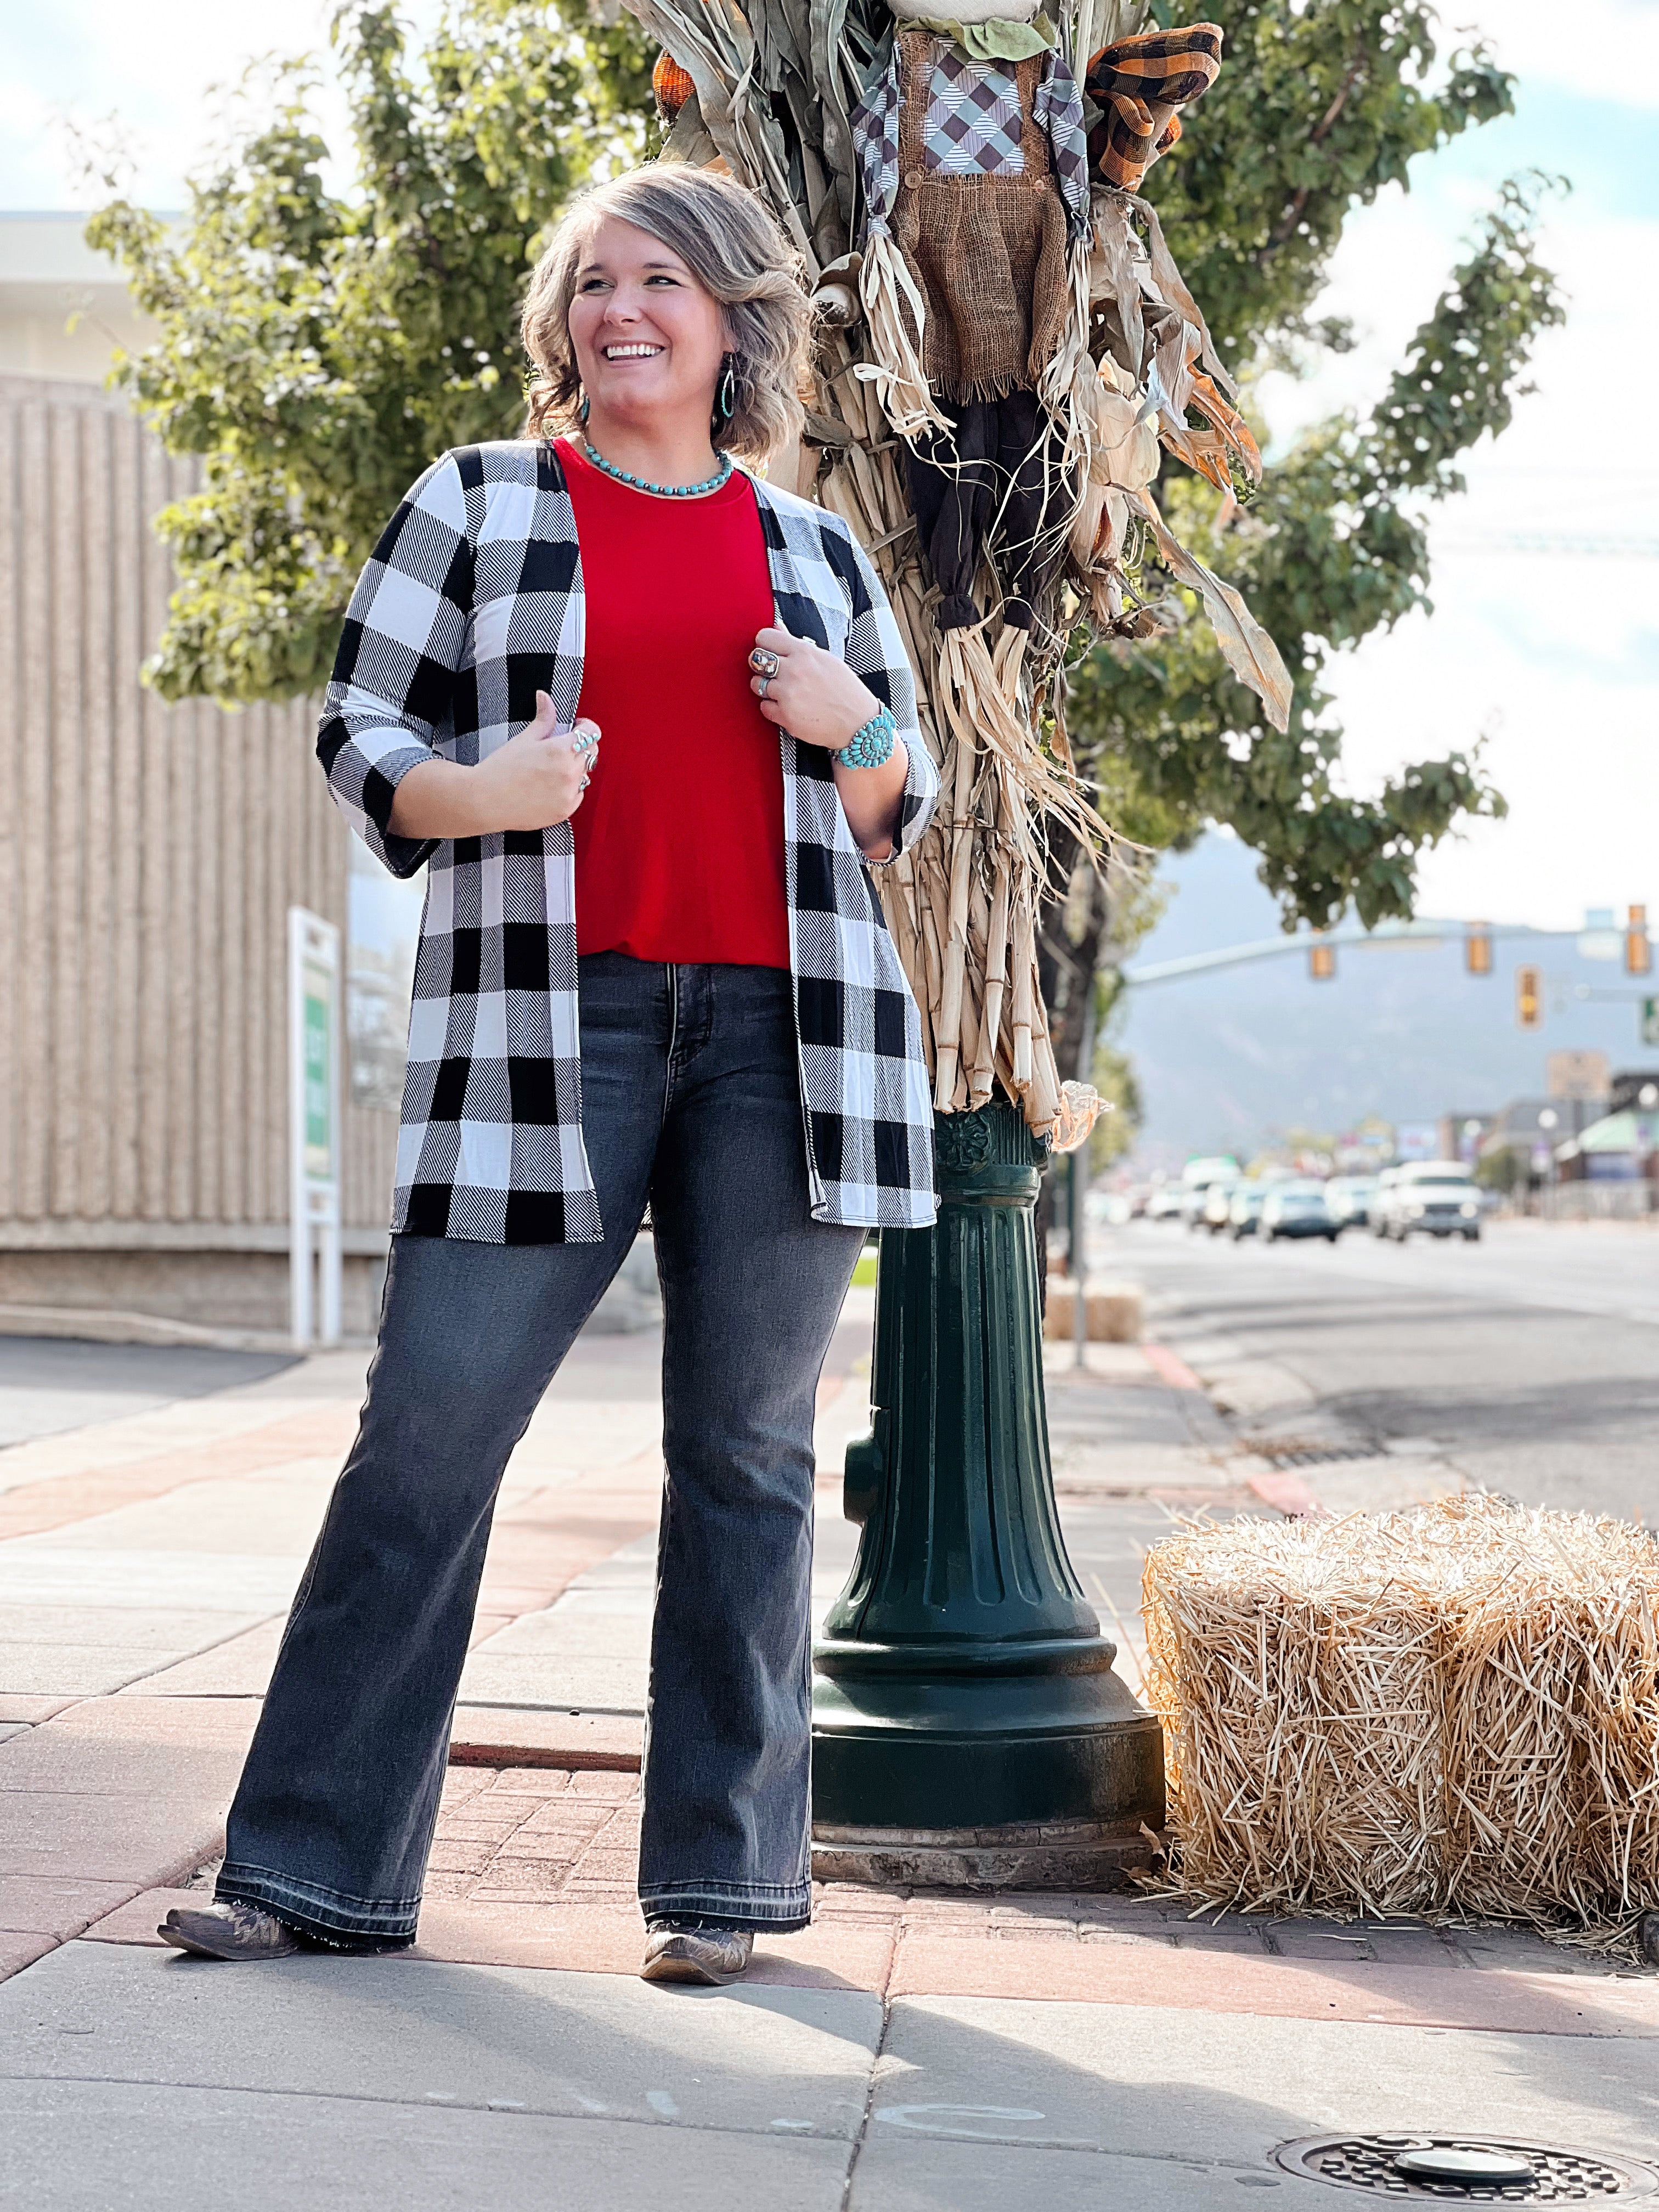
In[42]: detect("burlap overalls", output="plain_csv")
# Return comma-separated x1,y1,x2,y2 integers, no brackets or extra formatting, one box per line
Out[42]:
890,31,1073,630
892,31,1070,399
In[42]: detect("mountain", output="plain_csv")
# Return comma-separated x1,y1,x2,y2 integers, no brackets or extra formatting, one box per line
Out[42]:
1115,833,1655,1167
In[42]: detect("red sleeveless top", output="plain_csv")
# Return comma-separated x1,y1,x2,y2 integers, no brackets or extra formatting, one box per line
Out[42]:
558,437,790,970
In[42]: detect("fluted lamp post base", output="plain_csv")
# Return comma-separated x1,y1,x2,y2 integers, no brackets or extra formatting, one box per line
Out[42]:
810,1099,1164,1891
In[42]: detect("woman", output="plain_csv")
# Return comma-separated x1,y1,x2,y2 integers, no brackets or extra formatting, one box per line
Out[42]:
159,165,939,1986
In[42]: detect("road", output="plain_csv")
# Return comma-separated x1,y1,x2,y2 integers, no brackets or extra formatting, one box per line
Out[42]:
0,1336,294,1450
1104,1216,1659,1524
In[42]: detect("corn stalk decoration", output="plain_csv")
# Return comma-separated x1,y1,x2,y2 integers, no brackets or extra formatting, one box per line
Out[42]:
624,0,1290,1139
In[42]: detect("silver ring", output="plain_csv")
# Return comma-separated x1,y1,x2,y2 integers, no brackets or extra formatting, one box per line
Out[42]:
757,675,771,699
750,648,780,679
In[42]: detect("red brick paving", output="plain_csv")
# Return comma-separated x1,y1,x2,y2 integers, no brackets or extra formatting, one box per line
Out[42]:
387,1766,1659,2032
10,1332,1658,2037
0,1698,76,1725
0,1406,363,1543
0,1875,141,1937
40,1756,1659,2032
0,1931,56,1979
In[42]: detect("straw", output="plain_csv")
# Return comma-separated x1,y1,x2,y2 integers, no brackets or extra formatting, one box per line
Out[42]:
622,0,1290,1138
1142,1493,1659,1936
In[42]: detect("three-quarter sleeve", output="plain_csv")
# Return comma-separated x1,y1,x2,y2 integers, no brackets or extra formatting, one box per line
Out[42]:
315,450,475,878
838,530,940,867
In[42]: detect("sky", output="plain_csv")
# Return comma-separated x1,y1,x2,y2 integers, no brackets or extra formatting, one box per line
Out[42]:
5,0,1657,936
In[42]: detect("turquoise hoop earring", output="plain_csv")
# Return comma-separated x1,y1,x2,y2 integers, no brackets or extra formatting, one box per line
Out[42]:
578,390,590,425
714,356,737,430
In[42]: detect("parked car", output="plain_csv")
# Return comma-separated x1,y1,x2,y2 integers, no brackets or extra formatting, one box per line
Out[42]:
1180,1156,1240,1231
1229,1184,1268,1239
1200,1180,1239,1234
1325,1176,1379,1232
1146,1184,1185,1222
1262,1181,1337,1242
1183,1154,1240,1189
1374,1161,1482,1242
1369,1167,1402,1237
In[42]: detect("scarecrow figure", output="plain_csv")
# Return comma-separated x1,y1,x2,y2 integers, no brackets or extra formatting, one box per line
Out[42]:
849,8,1226,641
630,0,1286,1130
850,0,1092,634
1084,20,1222,191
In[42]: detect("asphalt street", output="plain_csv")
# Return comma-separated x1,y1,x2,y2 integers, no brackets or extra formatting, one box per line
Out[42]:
1106,1215,1659,1525
0,1336,296,1451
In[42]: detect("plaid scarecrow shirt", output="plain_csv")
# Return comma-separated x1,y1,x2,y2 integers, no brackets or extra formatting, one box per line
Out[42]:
851,32,1092,246
318,440,941,1245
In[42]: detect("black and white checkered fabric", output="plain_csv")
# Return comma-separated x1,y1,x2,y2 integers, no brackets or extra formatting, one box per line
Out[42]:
924,51,1025,175
851,60,901,236
318,441,941,1245
1033,54,1092,240
853,39,1092,244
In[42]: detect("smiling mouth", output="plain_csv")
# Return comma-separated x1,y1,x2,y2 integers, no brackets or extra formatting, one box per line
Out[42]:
603,343,663,360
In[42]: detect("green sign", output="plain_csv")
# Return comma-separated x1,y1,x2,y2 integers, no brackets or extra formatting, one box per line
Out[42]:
1642,998,1659,1048
303,962,334,1181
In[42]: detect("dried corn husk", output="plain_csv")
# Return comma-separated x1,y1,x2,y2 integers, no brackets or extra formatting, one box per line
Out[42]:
1143,1492,1659,1934
619,0,1287,1136
856,234,952,438
1129,487,1292,730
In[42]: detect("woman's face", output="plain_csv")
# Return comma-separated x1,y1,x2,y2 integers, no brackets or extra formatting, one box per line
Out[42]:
567,215,727,436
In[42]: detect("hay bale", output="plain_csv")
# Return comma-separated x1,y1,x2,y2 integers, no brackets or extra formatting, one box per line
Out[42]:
1043,1278,1143,1342
1142,1492,1659,1931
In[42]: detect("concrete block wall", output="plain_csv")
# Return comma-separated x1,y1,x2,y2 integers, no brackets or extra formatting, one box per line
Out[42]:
0,373,400,1341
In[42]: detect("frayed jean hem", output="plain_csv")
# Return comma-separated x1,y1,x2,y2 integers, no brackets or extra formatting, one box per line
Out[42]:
217,1861,419,1948
638,1881,812,1933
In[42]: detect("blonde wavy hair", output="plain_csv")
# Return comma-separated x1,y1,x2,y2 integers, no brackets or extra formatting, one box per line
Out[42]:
521,167,812,465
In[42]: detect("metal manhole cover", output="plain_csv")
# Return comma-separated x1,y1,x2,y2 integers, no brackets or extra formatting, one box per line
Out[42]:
1274,2136,1658,2201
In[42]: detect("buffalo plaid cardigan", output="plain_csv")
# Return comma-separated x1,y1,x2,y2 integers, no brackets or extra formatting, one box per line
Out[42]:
318,439,941,1245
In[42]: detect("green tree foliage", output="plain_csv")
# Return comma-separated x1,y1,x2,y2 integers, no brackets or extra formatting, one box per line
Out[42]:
1088,1026,1143,1172
1066,2,1566,946
1475,1145,1523,1195
86,1,654,702
92,0,1562,968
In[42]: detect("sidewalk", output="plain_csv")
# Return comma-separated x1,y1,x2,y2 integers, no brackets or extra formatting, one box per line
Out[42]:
2,1298,1655,2208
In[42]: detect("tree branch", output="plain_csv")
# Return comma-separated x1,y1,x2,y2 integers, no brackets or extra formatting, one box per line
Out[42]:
1265,50,1366,251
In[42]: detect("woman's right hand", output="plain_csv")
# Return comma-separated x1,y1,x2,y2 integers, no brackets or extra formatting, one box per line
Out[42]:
388,692,599,840
475,693,599,831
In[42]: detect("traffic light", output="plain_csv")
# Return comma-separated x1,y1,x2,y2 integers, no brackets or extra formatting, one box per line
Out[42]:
1465,922,1493,976
1516,965,1542,1029
1627,905,1651,977
1308,938,1336,981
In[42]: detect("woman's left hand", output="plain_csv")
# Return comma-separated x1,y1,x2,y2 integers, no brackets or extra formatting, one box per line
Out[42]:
748,626,879,750
748,624,908,861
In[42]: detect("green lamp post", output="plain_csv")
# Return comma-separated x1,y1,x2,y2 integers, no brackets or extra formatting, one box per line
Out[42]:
811,1096,1165,1888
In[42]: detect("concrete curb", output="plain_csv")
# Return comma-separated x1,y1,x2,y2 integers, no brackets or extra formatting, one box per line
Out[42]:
449,1708,642,1773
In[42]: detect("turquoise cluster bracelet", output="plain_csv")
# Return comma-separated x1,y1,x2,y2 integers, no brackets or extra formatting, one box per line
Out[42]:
833,705,896,771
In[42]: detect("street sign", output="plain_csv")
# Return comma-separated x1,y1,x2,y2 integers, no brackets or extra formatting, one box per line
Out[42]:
288,907,343,1349
302,965,334,1182
1642,998,1659,1048
1516,965,1542,1029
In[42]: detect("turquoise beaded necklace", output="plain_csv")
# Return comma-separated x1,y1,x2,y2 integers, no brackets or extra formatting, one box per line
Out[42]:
580,436,734,500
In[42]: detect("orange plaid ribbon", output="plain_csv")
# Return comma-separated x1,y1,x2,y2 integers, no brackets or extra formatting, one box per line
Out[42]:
1085,22,1223,191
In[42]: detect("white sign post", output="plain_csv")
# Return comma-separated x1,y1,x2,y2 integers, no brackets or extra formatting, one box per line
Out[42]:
288,907,343,1349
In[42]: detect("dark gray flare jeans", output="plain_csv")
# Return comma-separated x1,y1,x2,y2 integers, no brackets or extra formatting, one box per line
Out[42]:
216,954,862,1945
